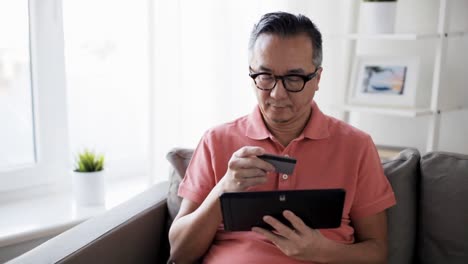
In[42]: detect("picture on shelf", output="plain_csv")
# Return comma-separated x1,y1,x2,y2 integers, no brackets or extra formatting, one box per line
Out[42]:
361,65,406,95
349,56,419,108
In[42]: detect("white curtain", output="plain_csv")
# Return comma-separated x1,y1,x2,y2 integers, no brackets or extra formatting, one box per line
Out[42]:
150,0,339,182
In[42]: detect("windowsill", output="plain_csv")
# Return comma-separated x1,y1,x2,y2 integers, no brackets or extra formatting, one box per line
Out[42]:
0,176,151,248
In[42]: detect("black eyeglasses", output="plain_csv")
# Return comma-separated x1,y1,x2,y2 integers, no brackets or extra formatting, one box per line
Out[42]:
249,67,321,93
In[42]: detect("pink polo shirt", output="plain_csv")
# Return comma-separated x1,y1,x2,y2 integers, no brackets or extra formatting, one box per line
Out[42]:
178,101,396,263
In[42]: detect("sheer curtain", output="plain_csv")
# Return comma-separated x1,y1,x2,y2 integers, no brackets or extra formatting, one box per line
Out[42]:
150,0,338,182
63,0,150,181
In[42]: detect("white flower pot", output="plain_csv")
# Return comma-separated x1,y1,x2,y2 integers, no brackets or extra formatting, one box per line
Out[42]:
360,2,397,34
72,170,106,206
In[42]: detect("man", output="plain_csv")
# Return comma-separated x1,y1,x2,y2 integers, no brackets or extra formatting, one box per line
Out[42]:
169,12,396,263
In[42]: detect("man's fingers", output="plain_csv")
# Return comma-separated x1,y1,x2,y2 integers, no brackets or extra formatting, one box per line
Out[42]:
234,146,265,158
238,176,269,189
231,168,269,180
282,210,309,234
251,227,284,246
262,215,300,240
232,175,267,189
229,153,275,172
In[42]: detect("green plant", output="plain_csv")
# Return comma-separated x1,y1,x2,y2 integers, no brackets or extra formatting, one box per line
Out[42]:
74,149,105,172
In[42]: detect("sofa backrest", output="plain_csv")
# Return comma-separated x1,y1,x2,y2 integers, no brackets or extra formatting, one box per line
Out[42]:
418,152,468,264
165,148,419,264
165,148,468,264
382,148,420,264
166,148,194,226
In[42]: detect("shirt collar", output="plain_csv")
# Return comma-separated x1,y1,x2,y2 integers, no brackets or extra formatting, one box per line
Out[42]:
302,101,330,140
245,101,330,140
245,105,271,140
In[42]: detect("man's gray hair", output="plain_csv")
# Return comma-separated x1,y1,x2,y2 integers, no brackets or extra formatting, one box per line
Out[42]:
248,12,323,67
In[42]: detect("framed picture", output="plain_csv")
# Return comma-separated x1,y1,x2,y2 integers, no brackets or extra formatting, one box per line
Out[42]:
348,56,420,108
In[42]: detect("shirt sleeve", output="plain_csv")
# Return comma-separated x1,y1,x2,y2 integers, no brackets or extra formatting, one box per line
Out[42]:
349,136,396,219
178,132,217,205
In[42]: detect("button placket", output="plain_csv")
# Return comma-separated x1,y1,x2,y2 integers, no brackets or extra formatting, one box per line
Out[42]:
277,150,295,189
283,154,290,180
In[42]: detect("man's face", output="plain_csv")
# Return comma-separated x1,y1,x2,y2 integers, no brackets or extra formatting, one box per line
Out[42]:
249,33,322,125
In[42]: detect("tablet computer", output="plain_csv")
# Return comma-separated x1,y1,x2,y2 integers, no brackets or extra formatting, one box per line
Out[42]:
220,189,345,232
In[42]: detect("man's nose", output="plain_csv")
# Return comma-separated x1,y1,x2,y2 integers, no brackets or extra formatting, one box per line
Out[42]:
269,79,288,99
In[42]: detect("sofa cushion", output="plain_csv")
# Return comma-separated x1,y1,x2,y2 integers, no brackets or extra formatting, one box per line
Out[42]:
382,148,420,264
418,152,468,264
166,148,194,225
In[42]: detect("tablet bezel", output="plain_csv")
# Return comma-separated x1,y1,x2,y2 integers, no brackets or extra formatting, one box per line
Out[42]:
220,189,345,232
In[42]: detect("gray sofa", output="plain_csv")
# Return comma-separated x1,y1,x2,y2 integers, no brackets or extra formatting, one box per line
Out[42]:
9,148,468,264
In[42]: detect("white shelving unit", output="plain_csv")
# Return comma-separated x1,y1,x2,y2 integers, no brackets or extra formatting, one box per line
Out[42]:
338,0,467,152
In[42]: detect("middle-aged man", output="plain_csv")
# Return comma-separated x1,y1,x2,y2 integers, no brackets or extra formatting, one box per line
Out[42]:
169,11,396,263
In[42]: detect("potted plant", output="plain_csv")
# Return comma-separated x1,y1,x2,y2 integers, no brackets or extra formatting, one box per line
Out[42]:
360,0,398,34
72,149,106,206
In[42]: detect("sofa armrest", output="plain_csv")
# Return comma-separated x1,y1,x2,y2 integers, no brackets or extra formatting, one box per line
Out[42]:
9,181,170,264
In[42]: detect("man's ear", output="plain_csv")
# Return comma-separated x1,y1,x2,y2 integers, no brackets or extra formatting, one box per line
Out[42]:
315,67,323,90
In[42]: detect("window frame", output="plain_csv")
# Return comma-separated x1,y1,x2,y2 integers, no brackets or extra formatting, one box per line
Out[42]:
0,0,70,199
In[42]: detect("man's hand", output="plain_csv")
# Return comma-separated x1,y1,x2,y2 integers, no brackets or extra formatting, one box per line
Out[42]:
252,210,333,262
220,146,276,192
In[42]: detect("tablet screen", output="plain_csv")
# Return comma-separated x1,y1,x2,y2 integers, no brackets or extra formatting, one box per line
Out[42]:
220,189,345,232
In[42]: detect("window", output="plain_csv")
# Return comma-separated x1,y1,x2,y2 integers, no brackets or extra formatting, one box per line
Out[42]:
0,0,70,195
0,0,36,171
1,0,152,196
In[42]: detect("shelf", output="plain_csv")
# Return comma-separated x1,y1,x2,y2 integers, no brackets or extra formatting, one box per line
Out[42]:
328,31,468,40
344,33,439,40
439,105,468,113
336,1,466,152
337,104,434,117
446,31,468,38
